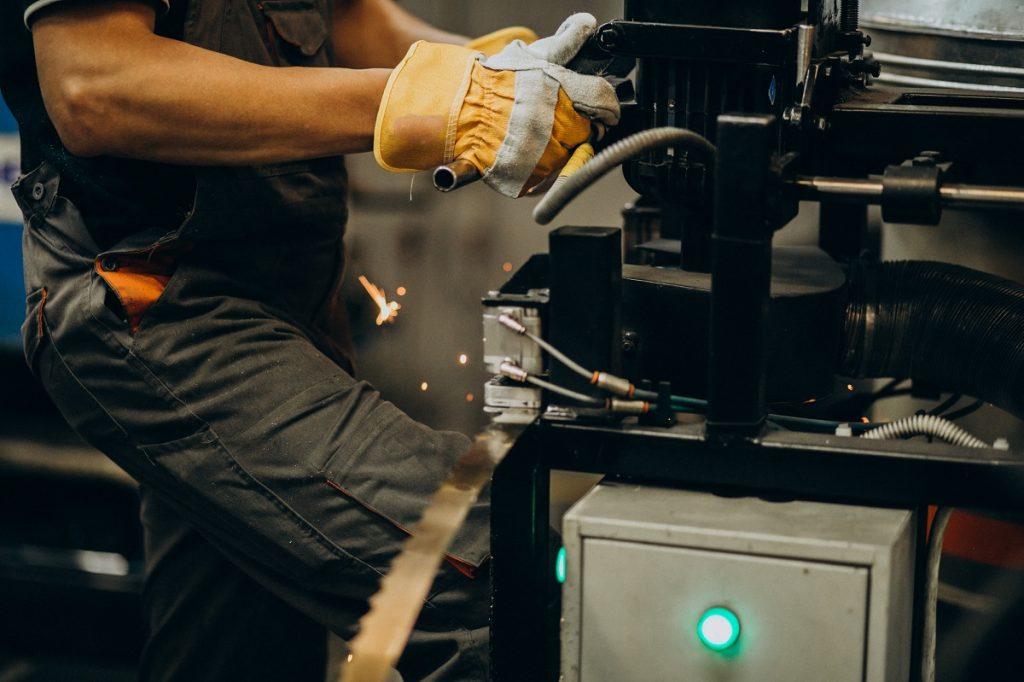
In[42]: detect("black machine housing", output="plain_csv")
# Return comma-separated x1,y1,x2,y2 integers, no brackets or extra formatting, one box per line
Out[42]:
486,0,1024,680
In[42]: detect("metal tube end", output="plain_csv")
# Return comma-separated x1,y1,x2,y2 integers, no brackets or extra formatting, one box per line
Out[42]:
432,159,481,192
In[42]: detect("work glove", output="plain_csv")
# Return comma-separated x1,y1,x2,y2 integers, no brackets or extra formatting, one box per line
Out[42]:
465,26,539,56
374,13,620,197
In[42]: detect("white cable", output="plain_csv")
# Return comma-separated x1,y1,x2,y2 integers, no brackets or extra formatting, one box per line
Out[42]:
860,414,988,682
496,314,595,382
525,375,602,405
860,413,990,449
922,507,953,682
523,331,594,382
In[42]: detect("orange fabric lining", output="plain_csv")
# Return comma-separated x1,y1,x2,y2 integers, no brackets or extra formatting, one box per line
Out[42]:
928,506,1024,569
325,478,482,578
94,253,177,334
37,287,47,337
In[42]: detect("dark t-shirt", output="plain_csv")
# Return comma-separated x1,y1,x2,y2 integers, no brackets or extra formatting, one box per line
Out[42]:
0,0,195,249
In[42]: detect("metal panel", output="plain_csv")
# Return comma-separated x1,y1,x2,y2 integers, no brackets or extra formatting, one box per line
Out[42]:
578,539,868,682
562,484,916,682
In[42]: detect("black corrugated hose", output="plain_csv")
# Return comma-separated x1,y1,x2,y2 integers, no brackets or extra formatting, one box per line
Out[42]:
842,260,1024,420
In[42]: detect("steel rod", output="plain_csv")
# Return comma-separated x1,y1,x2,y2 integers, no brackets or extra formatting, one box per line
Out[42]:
793,176,1024,211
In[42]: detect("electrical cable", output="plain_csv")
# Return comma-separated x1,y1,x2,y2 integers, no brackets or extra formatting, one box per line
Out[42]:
923,508,954,682
767,413,873,433
501,314,900,432
523,331,593,382
860,414,989,448
532,127,716,225
928,394,963,417
859,417,988,682
524,375,603,406
942,399,985,422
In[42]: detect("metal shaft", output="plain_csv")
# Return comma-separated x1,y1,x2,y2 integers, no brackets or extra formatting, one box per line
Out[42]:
792,176,1024,212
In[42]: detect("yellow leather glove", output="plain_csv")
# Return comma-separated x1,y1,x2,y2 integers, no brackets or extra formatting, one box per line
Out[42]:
374,13,620,198
465,26,539,56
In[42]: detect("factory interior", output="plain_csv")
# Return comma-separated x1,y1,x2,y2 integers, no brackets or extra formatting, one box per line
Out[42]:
2,0,1024,680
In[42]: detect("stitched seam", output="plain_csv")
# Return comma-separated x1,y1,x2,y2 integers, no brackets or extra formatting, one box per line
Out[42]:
119,341,384,577
207,436,384,577
45,325,131,443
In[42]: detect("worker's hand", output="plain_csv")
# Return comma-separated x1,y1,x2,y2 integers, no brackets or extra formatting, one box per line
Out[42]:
374,13,620,197
465,26,539,56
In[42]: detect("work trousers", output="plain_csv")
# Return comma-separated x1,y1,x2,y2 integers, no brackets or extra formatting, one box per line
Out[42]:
14,163,491,681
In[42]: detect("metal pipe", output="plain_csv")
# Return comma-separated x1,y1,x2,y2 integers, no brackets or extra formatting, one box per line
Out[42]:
939,184,1024,211
432,158,481,192
793,176,883,201
792,176,1024,211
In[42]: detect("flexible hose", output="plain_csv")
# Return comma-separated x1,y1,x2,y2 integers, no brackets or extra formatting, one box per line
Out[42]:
860,414,990,448
532,127,716,225
843,260,1024,419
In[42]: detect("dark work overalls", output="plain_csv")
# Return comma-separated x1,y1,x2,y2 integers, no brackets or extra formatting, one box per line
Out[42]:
9,1,490,679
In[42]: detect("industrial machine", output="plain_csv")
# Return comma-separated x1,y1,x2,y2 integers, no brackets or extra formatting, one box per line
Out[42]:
475,1,1024,680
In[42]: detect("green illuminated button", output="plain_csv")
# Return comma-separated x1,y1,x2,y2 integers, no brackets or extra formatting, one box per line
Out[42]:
697,607,741,651
555,546,567,584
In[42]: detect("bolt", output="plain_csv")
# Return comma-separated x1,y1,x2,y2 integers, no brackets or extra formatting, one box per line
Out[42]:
622,331,638,354
597,25,624,51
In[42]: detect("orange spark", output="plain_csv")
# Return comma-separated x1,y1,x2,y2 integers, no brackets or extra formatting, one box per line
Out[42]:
420,381,429,391
466,393,475,402
358,275,401,326
502,262,513,272
396,286,407,296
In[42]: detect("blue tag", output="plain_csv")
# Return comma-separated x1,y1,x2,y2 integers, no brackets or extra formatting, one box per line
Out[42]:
768,76,777,106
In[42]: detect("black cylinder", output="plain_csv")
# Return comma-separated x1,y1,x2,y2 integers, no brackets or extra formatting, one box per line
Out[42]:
842,260,1024,418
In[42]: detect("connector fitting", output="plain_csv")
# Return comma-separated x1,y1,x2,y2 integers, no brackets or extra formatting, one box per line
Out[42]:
497,314,527,335
605,399,650,414
591,372,633,397
499,360,529,383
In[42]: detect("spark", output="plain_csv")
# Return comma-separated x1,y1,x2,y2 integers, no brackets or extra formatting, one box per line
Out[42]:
358,275,401,325
396,286,407,296
846,383,855,392
457,353,468,365
803,398,817,405
466,393,475,402
420,381,429,391
860,416,870,424
502,262,513,272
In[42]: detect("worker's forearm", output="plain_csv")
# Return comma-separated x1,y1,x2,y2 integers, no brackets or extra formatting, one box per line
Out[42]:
34,6,389,165
332,0,467,68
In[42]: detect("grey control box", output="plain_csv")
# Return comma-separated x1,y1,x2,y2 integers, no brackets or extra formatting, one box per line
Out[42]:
561,484,916,681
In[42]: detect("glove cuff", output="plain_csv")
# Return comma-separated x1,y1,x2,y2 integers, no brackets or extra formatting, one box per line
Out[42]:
465,26,539,56
374,41,478,173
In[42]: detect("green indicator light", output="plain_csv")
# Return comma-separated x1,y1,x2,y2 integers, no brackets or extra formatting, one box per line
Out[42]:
697,607,741,651
555,547,567,584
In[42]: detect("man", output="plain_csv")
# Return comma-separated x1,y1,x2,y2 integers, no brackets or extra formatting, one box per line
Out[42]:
0,1,617,679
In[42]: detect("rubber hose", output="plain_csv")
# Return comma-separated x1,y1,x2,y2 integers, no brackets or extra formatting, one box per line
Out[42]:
532,127,715,225
843,260,1024,419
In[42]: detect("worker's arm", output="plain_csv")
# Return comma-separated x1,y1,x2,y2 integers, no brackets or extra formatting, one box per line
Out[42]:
331,0,468,69
33,1,389,165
